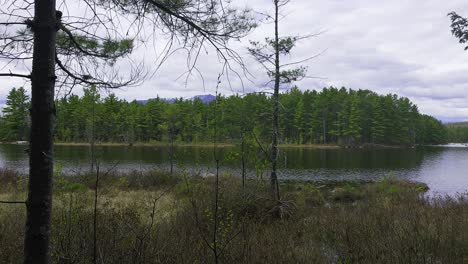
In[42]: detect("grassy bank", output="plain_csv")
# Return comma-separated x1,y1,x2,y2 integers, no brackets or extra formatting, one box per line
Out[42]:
0,168,467,263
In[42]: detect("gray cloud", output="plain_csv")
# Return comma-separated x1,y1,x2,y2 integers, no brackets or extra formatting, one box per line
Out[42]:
1,0,468,122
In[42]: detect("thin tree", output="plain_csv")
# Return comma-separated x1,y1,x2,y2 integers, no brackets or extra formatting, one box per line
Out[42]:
0,1,255,263
248,0,315,202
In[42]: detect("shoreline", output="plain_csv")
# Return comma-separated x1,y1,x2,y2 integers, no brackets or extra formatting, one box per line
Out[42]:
1,141,419,149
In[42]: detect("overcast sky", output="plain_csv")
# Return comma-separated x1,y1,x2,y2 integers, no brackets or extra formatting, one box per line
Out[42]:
1,0,468,122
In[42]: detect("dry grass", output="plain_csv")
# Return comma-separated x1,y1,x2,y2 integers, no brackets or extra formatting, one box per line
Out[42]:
0,170,467,263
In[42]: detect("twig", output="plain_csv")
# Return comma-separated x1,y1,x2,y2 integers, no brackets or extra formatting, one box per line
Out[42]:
0,200,26,204
250,131,270,161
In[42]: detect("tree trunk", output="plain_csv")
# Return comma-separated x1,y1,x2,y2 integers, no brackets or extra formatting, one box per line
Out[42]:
270,0,281,201
24,1,57,263
170,133,175,174
322,117,327,144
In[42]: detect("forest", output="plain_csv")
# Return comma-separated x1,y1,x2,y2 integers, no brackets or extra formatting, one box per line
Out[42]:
446,122,468,143
1,0,468,263
0,86,449,146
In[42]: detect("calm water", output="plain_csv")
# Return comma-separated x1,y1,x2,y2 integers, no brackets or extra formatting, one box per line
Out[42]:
0,144,467,195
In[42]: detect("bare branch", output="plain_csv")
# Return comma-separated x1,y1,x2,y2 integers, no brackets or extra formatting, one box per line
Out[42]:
0,200,26,205
55,54,140,89
0,72,31,78
280,50,325,68
0,22,27,26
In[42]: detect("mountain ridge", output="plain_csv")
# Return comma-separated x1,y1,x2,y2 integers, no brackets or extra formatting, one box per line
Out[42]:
137,94,215,104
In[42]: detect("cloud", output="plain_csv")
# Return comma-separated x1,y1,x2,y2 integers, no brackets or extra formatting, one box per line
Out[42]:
1,0,468,122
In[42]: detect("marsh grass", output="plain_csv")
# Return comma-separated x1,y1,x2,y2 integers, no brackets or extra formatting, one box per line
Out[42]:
0,169,467,263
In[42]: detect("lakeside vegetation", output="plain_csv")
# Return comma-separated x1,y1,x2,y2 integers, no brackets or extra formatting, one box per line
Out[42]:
1,168,467,263
446,122,468,143
0,86,449,146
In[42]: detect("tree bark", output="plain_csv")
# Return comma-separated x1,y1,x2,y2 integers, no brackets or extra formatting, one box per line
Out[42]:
270,0,281,202
24,0,57,263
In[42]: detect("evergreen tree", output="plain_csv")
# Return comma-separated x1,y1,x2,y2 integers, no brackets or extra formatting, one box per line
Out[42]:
370,96,385,144
0,87,30,141
248,0,310,201
47,86,449,146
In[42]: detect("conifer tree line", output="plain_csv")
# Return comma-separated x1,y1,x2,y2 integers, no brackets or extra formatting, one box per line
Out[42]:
0,86,449,145
446,123,468,143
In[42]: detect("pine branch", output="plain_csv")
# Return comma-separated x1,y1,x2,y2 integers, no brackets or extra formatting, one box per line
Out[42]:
55,54,131,89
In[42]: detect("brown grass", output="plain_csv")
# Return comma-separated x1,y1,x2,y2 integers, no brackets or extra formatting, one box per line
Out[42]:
0,170,467,263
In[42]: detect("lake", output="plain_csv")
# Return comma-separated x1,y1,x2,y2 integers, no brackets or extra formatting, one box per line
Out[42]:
0,144,467,196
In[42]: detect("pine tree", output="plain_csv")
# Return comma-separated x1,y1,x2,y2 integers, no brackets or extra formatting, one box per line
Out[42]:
0,87,30,141
370,96,385,144
345,94,363,143
248,0,310,202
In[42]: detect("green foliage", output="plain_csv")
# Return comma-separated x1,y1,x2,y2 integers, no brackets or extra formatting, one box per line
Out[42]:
0,85,447,145
56,33,133,63
0,87,30,141
446,122,468,143
289,182,325,207
376,175,397,193
268,66,308,83
373,175,429,196
331,183,364,202
448,12,468,50
249,35,307,84
53,162,88,194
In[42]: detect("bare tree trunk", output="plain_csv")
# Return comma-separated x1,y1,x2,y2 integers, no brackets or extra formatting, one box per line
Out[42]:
212,87,220,264
212,159,220,264
270,0,281,202
90,95,95,173
323,118,327,144
241,132,246,191
93,163,100,264
24,1,57,263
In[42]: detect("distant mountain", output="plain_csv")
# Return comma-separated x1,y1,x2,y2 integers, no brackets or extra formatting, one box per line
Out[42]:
136,98,176,104
136,94,215,105
192,94,216,103
135,99,147,104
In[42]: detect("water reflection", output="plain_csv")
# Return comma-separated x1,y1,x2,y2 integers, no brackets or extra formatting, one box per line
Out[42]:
280,148,431,169
0,144,466,195
415,148,468,195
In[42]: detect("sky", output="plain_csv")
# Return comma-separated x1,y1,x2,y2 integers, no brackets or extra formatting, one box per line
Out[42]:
1,0,468,122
